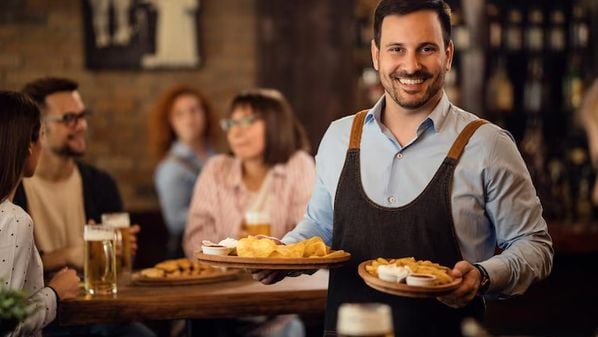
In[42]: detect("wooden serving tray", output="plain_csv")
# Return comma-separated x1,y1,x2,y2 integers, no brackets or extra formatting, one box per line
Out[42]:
358,261,462,298
195,251,351,270
131,269,240,286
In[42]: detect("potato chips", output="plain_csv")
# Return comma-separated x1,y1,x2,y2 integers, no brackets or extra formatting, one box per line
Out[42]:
236,236,346,258
365,257,454,285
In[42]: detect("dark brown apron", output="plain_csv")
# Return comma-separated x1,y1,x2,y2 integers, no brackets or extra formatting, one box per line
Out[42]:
324,111,487,337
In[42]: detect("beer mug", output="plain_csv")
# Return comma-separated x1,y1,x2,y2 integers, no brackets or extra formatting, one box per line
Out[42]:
243,211,271,236
102,212,132,282
84,225,117,296
337,303,394,337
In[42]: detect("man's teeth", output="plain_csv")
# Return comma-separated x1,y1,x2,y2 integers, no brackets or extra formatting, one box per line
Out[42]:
398,78,424,85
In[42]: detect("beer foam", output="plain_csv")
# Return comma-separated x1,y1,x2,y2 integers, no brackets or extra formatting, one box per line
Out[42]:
245,211,270,224
84,227,114,241
101,213,130,228
337,303,393,335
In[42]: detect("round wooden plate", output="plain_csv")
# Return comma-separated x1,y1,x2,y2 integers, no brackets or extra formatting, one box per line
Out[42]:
131,269,240,286
194,251,351,270
358,261,462,298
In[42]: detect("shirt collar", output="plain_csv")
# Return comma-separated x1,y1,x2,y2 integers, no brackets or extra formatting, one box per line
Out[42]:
365,92,452,134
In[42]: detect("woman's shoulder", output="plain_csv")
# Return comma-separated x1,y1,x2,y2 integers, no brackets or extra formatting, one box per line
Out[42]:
0,200,33,235
200,154,238,178
278,150,315,173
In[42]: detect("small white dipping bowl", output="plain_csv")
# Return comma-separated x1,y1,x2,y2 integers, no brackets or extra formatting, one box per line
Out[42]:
202,245,232,256
406,273,437,287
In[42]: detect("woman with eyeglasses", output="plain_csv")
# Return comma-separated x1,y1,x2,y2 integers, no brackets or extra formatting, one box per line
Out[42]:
148,85,219,258
0,91,80,337
183,89,314,337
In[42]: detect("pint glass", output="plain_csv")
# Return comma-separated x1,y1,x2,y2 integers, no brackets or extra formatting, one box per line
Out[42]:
102,212,132,281
84,225,117,296
243,211,271,236
337,303,394,337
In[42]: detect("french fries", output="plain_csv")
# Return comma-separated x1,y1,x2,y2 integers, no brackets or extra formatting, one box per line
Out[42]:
366,257,454,285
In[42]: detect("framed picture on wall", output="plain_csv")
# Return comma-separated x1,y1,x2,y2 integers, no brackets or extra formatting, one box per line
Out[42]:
82,0,202,70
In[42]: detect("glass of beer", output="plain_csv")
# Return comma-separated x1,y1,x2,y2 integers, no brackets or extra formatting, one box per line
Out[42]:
84,225,117,296
102,212,132,282
337,303,394,337
243,211,271,236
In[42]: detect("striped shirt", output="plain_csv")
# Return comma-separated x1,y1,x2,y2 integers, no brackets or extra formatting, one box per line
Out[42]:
183,150,315,258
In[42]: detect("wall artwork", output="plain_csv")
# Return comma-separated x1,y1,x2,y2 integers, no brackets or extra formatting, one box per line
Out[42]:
82,0,202,70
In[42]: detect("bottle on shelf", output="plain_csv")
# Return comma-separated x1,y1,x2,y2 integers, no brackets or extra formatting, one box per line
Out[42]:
523,58,549,114
451,9,471,51
548,7,566,52
563,54,585,112
525,7,544,52
504,8,523,52
570,3,590,49
485,57,514,126
521,58,550,207
486,2,502,50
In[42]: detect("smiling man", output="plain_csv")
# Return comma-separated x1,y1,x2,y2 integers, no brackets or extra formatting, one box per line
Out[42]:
15,77,156,337
253,1,553,336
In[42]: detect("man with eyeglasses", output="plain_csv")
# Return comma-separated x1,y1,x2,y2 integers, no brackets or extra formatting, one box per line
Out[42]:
14,77,155,337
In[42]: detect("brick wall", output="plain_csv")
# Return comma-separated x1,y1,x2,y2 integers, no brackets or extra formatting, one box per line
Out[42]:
0,0,257,210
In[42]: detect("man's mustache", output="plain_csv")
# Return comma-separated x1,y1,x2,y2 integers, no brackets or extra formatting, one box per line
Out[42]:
391,70,432,80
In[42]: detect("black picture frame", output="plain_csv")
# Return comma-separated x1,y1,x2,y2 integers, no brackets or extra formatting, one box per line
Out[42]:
82,0,202,70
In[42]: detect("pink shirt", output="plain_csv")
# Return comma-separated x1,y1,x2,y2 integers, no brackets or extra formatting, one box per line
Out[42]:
183,151,315,258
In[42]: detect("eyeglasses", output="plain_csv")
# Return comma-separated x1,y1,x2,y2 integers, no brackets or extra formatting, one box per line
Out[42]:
220,115,258,131
44,110,91,127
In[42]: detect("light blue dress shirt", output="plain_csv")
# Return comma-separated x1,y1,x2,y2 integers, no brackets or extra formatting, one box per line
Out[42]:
155,141,214,236
283,93,553,298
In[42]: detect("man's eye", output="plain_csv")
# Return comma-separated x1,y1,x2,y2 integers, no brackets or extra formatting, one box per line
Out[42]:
62,114,77,122
421,46,437,53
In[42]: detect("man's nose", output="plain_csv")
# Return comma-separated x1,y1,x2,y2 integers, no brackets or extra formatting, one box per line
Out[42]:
401,51,422,74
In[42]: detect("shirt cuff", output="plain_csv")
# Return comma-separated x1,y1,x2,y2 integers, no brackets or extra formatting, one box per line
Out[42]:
477,258,509,297
46,286,60,312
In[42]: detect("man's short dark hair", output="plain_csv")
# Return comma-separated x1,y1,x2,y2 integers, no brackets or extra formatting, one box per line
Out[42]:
21,77,79,108
373,0,452,48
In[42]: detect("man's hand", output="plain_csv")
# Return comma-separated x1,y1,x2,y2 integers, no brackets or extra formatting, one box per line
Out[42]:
437,260,480,308
251,270,290,285
129,224,140,256
48,267,81,300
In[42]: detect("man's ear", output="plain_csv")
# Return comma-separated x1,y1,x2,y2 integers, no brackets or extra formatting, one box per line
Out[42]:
371,39,380,71
445,40,455,72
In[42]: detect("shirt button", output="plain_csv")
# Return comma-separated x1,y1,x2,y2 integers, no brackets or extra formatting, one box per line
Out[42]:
388,196,396,204
396,153,403,159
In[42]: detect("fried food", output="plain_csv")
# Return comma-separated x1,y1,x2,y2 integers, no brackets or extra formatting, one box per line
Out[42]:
139,258,217,278
236,236,347,258
366,257,454,285
140,268,164,278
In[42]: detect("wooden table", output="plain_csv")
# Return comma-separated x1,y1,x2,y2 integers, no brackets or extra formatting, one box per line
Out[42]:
59,270,328,326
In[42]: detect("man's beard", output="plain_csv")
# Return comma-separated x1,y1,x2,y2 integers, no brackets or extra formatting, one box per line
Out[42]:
53,145,85,157
384,69,445,110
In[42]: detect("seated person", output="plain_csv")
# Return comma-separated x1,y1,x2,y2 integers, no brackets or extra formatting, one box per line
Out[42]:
148,85,218,258
184,89,315,337
0,91,80,337
15,77,155,337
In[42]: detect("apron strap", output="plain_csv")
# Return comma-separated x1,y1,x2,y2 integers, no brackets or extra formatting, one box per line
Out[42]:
447,119,488,161
349,110,369,150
